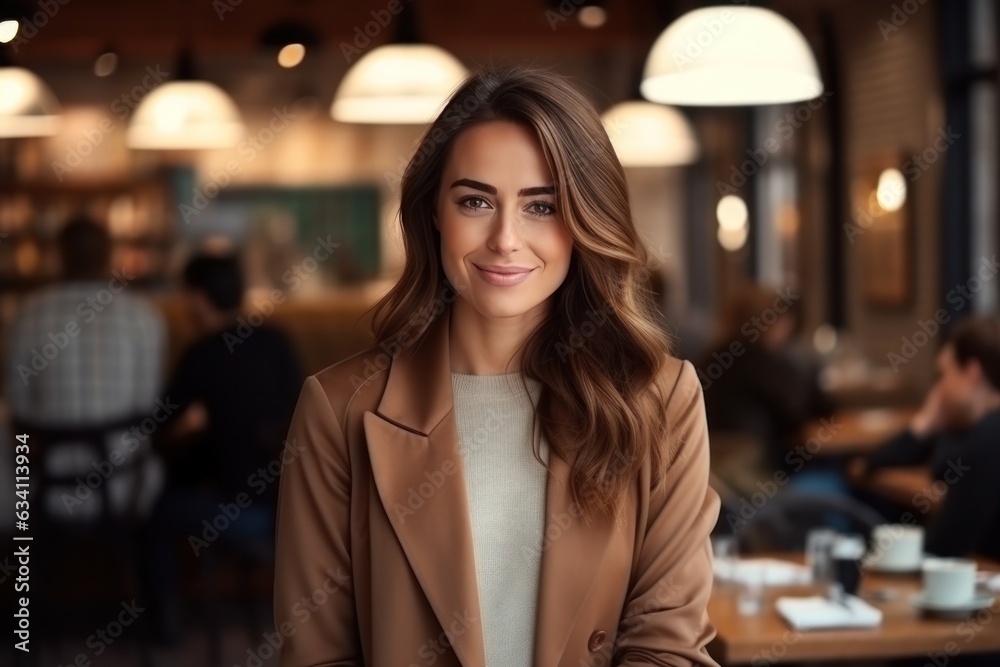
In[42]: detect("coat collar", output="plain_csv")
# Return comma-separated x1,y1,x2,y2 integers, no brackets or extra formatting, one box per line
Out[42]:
363,303,618,667
372,300,454,437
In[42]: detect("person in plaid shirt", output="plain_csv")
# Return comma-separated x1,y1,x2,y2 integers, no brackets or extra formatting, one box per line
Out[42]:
4,215,167,520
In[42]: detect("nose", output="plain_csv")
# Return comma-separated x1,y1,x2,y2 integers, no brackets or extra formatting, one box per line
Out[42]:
486,205,524,255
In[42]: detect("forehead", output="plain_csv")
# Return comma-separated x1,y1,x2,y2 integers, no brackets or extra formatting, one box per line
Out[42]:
442,120,553,184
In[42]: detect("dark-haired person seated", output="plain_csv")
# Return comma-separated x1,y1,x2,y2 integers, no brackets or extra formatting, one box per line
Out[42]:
700,284,834,492
139,251,303,647
848,315,1000,563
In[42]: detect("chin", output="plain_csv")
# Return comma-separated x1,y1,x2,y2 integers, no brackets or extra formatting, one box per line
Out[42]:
461,290,550,321
473,301,541,320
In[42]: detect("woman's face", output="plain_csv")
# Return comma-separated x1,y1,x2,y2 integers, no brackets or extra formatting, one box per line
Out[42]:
435,120,574,321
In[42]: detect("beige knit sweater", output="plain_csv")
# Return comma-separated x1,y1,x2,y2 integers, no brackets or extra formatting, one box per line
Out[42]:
450,371,550,667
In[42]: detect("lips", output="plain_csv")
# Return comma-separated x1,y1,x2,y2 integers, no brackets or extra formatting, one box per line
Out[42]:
474,263,534,286
475,264,532,274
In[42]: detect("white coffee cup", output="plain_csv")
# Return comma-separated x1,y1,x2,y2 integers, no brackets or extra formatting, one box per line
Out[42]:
922,558,977,607
867,524,924,569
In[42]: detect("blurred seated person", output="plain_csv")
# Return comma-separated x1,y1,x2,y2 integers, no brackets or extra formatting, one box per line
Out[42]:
4,215,166,521
848,315,1000,562
157,251,304,491
699,284,833,486
140,250,303,646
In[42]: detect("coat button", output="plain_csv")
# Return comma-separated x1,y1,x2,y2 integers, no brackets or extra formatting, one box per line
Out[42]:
588,630,607,651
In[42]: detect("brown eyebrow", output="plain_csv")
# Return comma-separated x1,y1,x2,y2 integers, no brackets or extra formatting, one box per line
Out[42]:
449,179,555,197
518,186,555,197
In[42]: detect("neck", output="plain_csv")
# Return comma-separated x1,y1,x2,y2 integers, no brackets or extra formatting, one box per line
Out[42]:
448,299,547,375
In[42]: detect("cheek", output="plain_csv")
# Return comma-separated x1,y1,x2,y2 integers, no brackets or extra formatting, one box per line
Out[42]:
439,215,478,256
537,225,574,267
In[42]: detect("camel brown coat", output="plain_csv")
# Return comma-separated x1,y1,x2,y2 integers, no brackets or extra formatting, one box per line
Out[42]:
273,304,721,666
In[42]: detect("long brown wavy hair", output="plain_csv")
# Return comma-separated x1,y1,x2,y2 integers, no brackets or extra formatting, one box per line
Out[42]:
370,66,676,524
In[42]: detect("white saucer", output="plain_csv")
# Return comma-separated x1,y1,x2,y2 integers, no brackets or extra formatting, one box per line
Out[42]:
862,557,922,574
910,591,995,617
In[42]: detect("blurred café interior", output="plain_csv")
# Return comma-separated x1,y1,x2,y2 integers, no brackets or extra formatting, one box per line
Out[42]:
1,0,999,665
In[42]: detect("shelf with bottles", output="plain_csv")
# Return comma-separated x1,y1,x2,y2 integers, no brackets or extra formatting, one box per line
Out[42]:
0,175,176,289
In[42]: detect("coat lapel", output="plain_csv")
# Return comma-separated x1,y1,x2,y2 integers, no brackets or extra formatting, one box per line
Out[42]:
532,433,618,667
363,303,617,667
363,306,486,667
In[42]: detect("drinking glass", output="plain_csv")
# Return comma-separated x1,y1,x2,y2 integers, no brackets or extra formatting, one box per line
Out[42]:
736,562,765,615
805,528,837,584
712,534,738,582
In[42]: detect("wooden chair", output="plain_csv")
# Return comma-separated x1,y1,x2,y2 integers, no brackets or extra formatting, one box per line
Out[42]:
13,420,153,667
736,489,887,553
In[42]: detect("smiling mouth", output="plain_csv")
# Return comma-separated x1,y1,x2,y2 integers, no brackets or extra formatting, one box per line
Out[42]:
473,264,535,286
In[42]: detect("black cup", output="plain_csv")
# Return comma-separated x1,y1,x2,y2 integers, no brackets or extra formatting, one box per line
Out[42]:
833,555,864,596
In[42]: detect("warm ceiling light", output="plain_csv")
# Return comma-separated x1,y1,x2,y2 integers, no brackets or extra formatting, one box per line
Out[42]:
0,66,61,137
0,20,17,43
716,194,748,231
260,21,319,69
277,43,305,68
94,52,118,77
331,43,468,124
875,168,906,212
127,80,244,149
642,5,823,106
717,224,748,251
813,324,837,355
600,100,698,167
578,6,607,28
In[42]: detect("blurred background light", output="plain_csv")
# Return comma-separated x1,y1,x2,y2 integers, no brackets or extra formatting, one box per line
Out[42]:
876,167,907,212
127,52,244,150
93,51,118,77
578,5,607,28
0,65,61,137
0,19,17,43
277,43,306,68
260,21,319,69
600,100,699,167
331,43,467,124
716,194,749,231
717,224,749,251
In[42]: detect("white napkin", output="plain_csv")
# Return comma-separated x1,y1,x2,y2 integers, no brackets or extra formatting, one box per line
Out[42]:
713,558,813,585
776,594,883,631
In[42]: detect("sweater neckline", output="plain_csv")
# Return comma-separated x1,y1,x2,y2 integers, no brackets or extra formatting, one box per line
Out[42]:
451,371,541,398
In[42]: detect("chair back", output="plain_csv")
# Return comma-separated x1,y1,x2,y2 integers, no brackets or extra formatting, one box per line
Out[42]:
26,417,153,534
736,489,887,553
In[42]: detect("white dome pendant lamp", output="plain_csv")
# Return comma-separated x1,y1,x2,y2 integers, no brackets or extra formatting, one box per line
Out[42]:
127,50,244,150
641,5,823,106
0,44,61,137
600,65,700,167
601,100,699,166
331,2,467,124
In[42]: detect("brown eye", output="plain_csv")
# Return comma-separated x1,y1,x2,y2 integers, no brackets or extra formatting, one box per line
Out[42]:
526,201,556,218
459,196,490,211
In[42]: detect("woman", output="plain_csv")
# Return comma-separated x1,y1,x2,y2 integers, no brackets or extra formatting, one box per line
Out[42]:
273,67,721,667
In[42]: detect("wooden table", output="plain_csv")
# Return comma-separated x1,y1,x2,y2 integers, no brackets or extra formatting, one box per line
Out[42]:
707,553,1000,665
801,408,918,458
